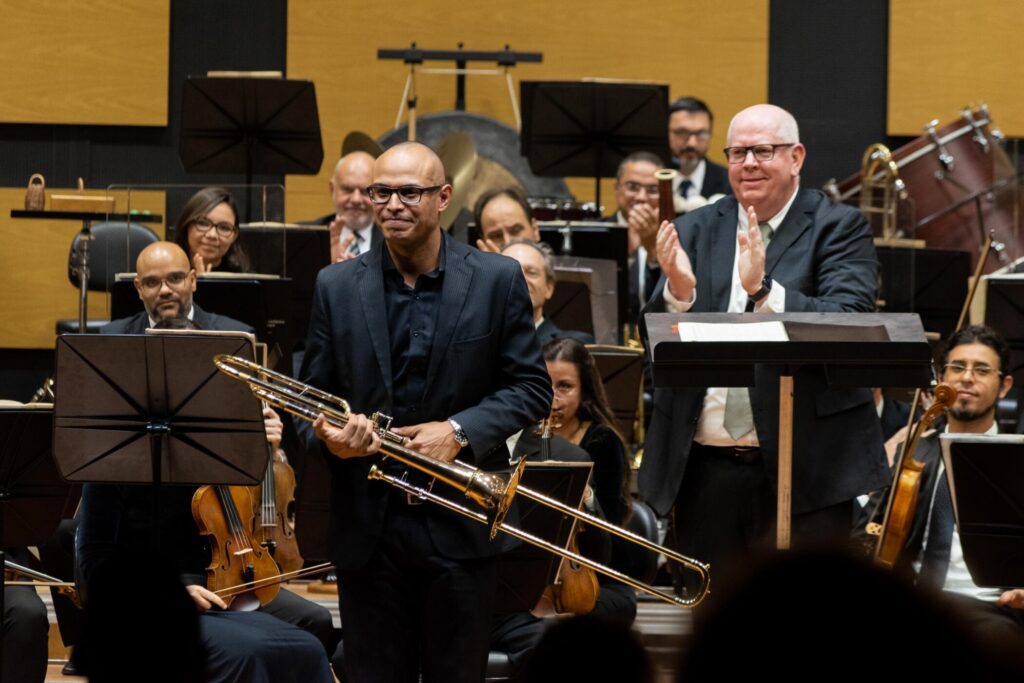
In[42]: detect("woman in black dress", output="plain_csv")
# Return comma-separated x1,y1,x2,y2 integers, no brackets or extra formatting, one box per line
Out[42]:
173,187,249,273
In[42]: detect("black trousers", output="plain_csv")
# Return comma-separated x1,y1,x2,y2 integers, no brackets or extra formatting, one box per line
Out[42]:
335,502,497,683
201,611,333,683
3,585,48,683
670,444,852,594
262,587,335,653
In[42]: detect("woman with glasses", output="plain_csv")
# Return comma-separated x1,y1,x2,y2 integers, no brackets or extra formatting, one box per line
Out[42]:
173,187,250,273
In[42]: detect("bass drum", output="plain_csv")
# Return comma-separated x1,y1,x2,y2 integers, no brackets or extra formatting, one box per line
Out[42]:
378,112,573,238
835,106,1020,273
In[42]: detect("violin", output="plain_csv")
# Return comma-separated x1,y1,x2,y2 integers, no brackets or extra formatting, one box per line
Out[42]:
866,233,994,567
532,416,599,616
192,484,281,609
868,384,956,567
252,450,304,574
4,559,80,608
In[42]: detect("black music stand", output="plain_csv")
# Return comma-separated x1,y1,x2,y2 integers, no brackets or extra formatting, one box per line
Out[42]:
495,462,592,613
539,221,629,339
111,275,294,373
178,76,324,218
876,245,970,339
645,312,932,548
0,406,78,678
587,345,644,442
940,434,1024,587
53,334,268,546
520,81,670,207
984,276,1024,384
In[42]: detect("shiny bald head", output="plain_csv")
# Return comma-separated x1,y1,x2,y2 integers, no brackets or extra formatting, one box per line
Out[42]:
725,104,806,219
372,142,452,249
133,241,197,321
330,151,375,230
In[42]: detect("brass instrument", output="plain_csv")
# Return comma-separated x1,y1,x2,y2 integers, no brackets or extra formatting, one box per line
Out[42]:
213,355,711,607
859,143,910,240
29,377,55,404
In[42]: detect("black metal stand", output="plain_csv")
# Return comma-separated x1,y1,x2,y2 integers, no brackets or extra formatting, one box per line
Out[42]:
519,81,671,208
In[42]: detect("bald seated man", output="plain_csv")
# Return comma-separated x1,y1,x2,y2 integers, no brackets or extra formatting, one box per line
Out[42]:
641,104,886,593
101,241,251,334
323,151,381,262
299,141,551,683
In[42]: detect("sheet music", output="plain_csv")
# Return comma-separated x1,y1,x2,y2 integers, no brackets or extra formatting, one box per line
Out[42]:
676,321,789,342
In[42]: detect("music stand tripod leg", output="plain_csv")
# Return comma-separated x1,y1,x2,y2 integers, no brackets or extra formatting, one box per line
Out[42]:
776,373,794,549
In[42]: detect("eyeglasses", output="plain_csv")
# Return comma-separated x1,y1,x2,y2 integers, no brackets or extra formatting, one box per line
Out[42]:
191,217,237,237
943,362,1001,379
138,271,190,291
670,128,711,141
723,143,797,164
621,181,660,196
366,185,443,206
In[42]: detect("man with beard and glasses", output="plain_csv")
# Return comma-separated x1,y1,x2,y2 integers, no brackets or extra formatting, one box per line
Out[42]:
892,326,1024,647
668,96,731,203
320,151,382,262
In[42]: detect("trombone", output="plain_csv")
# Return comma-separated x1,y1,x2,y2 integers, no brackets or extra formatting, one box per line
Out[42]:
213,355,711,608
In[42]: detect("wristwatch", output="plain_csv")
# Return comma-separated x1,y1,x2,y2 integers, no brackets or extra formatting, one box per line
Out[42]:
748,276,772,304
448,418,469,447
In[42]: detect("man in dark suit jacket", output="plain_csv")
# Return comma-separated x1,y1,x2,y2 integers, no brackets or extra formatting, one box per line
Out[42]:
311,152,383,261
641,104,888,590
301,142,552,683
668,96,732,200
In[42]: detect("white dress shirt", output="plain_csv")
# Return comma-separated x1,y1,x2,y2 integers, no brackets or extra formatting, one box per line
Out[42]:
663,185,800,446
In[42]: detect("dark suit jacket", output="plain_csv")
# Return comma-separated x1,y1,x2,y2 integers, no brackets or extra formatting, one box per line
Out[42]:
699,159,732,198
536,317,594,346
310,214,383,253
98,304,253,335
299,232,552,570
639,188,888,516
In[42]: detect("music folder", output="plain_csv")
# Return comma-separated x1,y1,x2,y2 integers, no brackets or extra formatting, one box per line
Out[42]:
940,433,1024,588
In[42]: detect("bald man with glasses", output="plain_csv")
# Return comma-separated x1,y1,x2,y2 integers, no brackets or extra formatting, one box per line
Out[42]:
641,104,887,594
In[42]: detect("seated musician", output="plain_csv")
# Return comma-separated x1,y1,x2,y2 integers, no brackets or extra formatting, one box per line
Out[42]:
501,238,594,345
317,151,382,262
473,187,540,252
172,186,250,273
3,548,49,683
893,325,1024,642
70,242,333,680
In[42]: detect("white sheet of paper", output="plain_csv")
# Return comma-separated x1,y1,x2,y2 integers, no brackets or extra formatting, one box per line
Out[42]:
676,321,789,342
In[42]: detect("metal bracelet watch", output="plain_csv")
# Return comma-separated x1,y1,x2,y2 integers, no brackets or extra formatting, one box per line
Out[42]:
448,418,469,447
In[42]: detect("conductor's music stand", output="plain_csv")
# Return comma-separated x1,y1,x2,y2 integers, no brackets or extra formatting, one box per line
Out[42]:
178,76,324,218
646,312,932,548
520,80,670,207
0,405,78,677
53,333,269,547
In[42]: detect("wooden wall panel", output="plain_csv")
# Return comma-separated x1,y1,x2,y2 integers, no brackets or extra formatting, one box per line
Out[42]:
0,0,169,126
285,0,768,221
889,0,1024,137
0,189,165,349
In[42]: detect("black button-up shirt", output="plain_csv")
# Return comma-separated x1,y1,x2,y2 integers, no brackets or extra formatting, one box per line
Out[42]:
381,242,446,428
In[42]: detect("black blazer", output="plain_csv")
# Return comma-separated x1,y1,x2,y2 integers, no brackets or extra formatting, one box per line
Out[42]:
536,317,594,346
700,159,732,198
98,304,252,335
299,232,552,570
639,188,888,516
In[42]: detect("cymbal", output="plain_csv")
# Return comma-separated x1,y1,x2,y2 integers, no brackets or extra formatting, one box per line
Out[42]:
341,131,383,159
436,132,479,230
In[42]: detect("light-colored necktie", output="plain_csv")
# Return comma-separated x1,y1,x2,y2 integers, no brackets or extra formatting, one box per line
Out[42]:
723,219,773,440
723,387,755,440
